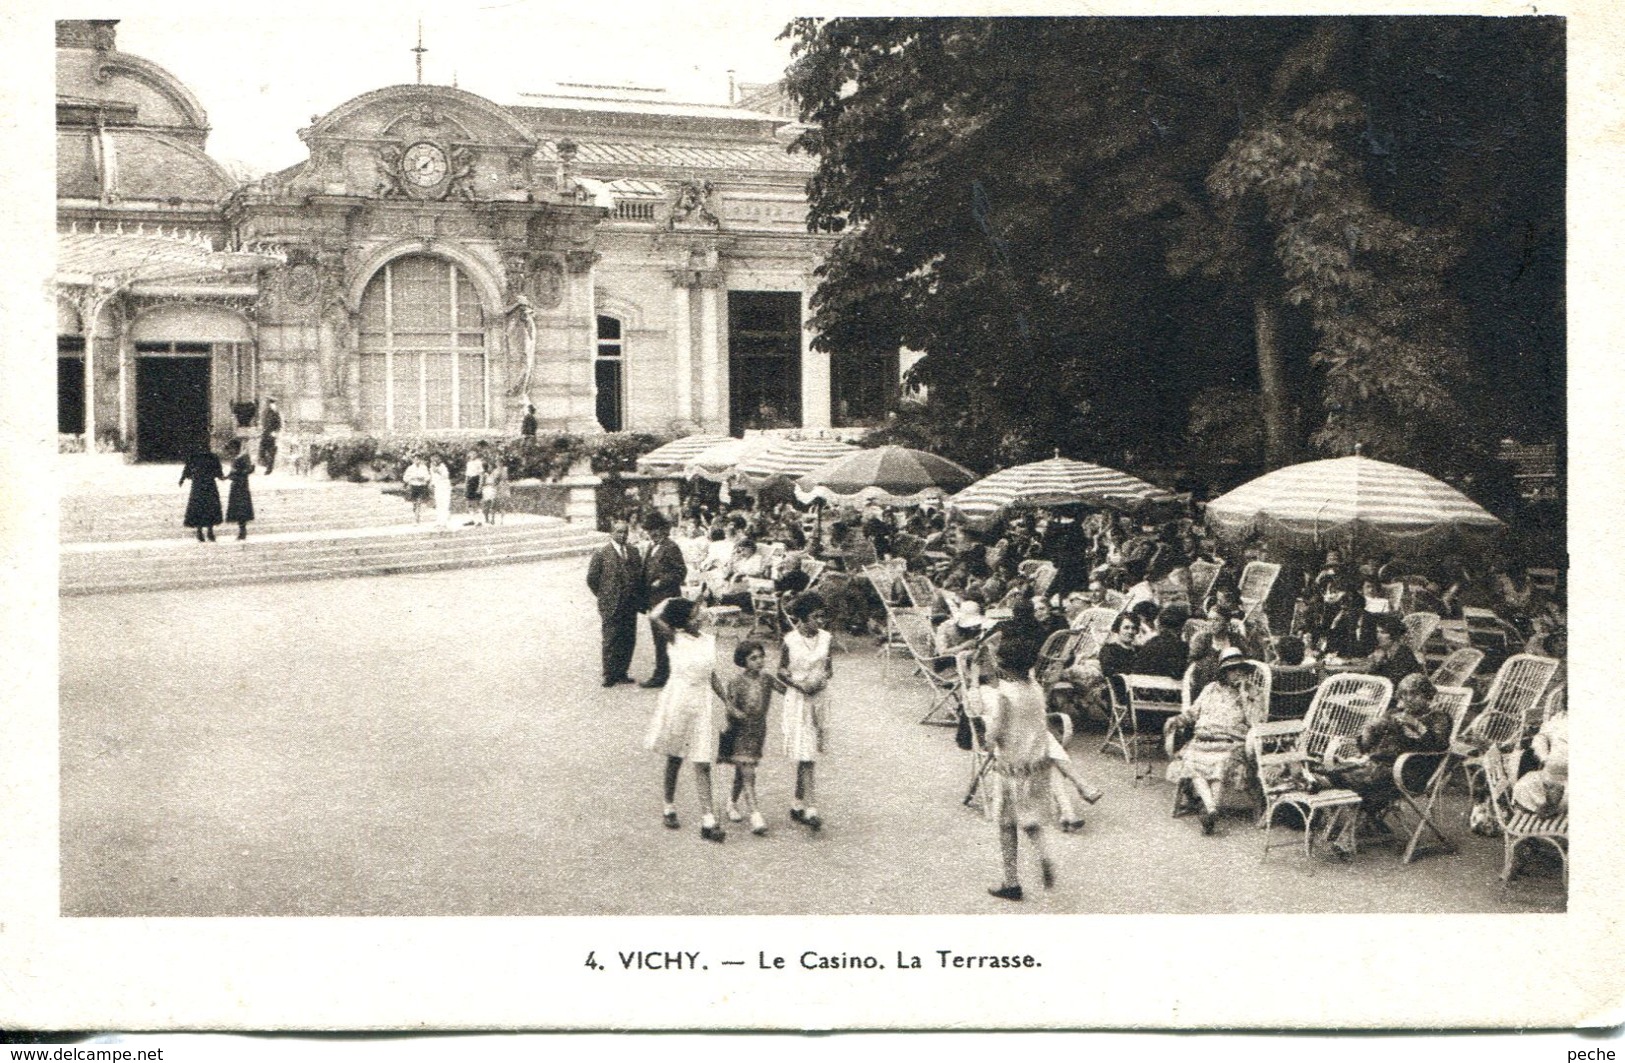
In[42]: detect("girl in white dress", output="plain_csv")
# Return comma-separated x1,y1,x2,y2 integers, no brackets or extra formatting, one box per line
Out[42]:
644,597,730,842
779,592,834,830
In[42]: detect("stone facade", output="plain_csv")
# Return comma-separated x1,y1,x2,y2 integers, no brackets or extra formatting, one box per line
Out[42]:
56,20,895,461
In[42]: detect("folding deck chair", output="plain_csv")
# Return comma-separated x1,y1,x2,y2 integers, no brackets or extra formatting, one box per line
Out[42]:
1387,685,1476,864
892,608,967,726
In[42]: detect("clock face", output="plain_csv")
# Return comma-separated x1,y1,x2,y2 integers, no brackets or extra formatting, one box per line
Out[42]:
401,142,448,187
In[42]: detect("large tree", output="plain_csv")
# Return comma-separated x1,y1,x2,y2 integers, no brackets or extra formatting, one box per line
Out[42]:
784,17,1563,487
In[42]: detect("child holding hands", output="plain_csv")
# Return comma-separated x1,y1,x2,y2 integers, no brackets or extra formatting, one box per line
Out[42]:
721,639,781,836
779,593,834,831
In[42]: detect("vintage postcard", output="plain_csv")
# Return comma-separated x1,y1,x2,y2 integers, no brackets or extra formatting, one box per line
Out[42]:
1,0,1621,1032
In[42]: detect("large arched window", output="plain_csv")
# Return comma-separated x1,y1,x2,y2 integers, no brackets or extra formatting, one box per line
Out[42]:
356,255,487,431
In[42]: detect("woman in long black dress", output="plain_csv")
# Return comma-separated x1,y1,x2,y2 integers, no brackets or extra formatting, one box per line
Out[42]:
226,442,255,540
180,447,225,542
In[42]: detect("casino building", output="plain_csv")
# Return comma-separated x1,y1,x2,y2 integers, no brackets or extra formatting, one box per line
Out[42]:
55,19,902,462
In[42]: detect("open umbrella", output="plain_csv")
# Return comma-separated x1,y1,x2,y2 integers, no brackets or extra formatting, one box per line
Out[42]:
1203,455,1505,558
949,456,1173,518
732,437,860,491
795,445,977,506
635,433,730,476
683,436,777,483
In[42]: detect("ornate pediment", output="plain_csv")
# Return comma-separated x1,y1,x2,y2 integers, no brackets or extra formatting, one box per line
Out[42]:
292,86,545,203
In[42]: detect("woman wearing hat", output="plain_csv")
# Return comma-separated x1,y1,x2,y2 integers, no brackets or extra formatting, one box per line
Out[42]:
1165,648,1262,835
935,598,993,672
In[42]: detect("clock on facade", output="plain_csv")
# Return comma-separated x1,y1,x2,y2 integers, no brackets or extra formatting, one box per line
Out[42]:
401,141,448,188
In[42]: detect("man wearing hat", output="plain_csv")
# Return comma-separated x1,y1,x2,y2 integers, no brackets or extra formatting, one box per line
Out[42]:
638,512,687,688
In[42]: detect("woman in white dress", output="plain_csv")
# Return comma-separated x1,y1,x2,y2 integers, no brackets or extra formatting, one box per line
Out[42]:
779,592,834,831
430,457,453,530
645,597,729,842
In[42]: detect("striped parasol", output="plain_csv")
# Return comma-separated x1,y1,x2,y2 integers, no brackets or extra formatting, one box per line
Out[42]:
1204,455,1505,556
732,437,861,491
949,456,1172,517
683,435,778,482
635,433,730,475
795,445,977,506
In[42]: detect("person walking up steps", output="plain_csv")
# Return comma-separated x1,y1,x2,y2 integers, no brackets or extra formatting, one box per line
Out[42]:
179,445,225,543
225,440,255,540
779,593,834,831
644,597,729,842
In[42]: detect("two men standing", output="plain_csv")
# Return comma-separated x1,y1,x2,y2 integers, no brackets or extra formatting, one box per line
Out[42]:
585,513,688,689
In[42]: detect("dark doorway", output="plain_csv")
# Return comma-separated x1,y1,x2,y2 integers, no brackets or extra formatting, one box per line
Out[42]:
58,336,85,436
728,291,801,434
136,352,211,462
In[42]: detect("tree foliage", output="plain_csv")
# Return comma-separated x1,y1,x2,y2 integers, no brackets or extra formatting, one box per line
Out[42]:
783,17,1563,492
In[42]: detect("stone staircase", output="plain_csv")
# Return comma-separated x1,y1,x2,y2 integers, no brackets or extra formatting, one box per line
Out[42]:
60,476,604,596
62,480,416,543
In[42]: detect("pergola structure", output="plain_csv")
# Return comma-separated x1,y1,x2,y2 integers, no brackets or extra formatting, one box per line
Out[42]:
55,222,283,446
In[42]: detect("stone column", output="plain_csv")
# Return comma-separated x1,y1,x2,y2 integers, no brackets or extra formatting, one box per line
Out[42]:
74,287,115,447
799,287,831,429
566,249,600,432
697,279,721,431
670,279,693,424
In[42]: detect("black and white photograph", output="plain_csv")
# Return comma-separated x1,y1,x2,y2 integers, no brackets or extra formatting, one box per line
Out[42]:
5,0,1623,1034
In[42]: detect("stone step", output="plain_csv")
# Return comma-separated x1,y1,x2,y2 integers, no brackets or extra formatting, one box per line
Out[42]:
61,484,414,543
61,522,605,596
63,518,573,566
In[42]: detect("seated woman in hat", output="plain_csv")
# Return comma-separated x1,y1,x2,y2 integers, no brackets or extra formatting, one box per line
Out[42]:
1165,649,1262,835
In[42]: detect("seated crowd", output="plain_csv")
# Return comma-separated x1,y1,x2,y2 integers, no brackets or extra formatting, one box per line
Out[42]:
619,492,1566,858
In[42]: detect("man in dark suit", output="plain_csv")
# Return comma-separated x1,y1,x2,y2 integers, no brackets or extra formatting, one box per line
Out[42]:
586,519,644,687
639,513,688,688
1135,604,1191,681
258,397,283,474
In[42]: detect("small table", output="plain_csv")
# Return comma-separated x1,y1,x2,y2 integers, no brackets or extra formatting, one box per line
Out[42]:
1263,788,1364,865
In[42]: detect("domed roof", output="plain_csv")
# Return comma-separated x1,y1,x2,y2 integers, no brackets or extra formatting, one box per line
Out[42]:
57,127,235,205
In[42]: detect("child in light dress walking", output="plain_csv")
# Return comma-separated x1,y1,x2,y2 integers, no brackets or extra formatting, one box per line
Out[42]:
983,635,1057,901
779,593,833,831
645,597,730,842
720,639,781,836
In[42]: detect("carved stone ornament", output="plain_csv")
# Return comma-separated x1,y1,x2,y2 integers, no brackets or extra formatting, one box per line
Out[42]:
445,146,478,202
532,256,563,308
669,179,720,229
374,145,407,200
283,263,319,307
564,249,599,275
